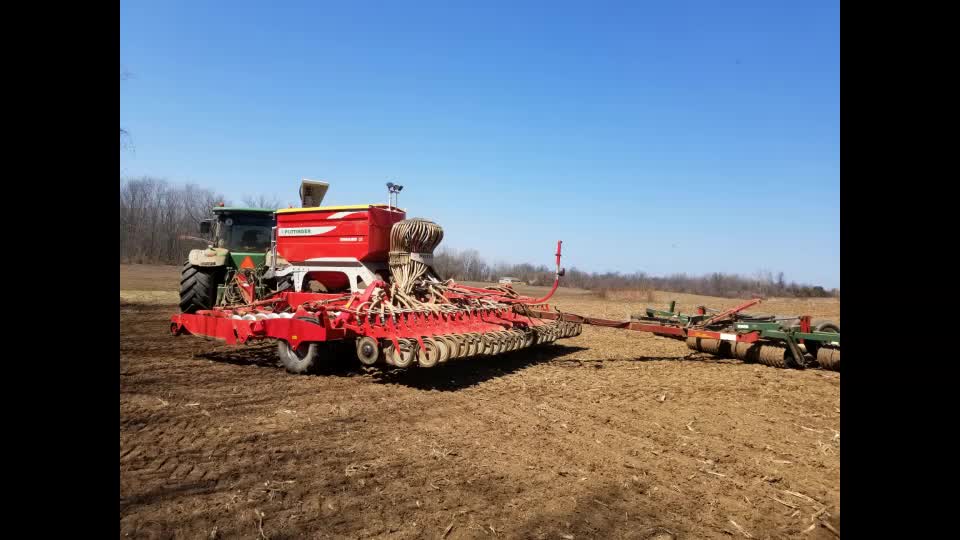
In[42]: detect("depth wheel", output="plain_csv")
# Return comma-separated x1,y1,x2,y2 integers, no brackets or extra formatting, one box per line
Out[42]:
278,341,320,374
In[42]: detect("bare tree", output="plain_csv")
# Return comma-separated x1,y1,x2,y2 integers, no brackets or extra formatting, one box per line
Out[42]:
241,194,289,209
120,177,228,264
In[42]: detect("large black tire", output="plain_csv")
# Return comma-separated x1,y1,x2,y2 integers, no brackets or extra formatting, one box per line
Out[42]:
277,341,321,374
179,262,222,313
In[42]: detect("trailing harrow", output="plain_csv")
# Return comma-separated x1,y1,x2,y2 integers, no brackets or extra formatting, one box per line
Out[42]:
524,298,840,371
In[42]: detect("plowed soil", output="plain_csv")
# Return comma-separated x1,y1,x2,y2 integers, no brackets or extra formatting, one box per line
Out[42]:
120,264,840,539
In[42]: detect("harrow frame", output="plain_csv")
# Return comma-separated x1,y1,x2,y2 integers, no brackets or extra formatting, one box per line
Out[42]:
524,298,840,371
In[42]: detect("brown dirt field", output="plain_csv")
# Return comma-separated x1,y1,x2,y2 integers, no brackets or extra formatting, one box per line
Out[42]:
120,264,840,539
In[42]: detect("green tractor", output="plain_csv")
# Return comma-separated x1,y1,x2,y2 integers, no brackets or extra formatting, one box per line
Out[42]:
179,206,276,313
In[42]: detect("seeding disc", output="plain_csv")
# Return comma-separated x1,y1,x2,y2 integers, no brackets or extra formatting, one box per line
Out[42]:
491,334,504,355
417,338,441,368
512,330,525,350
381,341,396,366
461,333,474,357
509,330,520,349
501,331,515,351
434,338,451,363
447,335,466,359
392,339,416,368
356,336,380,366
484,333,500,355
537,326,549,344
497,331,510,352
462,335,475,358
438,335,458,361
470,332,484,356
498,332,511,353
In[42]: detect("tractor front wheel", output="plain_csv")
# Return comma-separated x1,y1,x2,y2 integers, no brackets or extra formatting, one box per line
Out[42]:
179,262,222,313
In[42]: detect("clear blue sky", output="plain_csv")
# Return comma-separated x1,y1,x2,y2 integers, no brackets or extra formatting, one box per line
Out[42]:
120,0,840,288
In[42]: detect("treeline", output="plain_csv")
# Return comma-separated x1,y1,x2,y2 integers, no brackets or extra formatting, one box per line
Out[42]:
120,178,837,298
434,247,837,299
119,177,288,264
120,178,226,264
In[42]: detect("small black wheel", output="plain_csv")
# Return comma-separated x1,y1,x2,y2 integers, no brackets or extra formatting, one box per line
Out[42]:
277,341,320,374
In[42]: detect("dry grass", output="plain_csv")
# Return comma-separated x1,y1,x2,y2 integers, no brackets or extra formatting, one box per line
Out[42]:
594,287,656,303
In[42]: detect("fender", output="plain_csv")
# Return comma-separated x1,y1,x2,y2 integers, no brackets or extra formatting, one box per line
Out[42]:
188,247,229,267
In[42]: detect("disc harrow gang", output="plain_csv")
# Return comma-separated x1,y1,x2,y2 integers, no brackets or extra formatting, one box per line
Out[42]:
528,298,840,372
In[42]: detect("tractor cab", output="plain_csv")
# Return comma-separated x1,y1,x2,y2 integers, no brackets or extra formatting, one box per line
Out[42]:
181,181,330,314
180,207,277,313
199,207,275,267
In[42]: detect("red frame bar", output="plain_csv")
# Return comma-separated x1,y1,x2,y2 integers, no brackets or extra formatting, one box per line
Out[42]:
171,313,346,345
699,298,763,327
525,309,763,343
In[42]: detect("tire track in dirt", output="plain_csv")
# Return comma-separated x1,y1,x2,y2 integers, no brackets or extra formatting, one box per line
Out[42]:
121,297,839,539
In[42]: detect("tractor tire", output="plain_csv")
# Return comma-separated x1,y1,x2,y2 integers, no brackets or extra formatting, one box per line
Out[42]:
179,262,222,313
277,341,320,374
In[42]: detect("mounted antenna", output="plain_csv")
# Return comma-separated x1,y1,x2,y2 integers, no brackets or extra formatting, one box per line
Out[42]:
300,179,329,207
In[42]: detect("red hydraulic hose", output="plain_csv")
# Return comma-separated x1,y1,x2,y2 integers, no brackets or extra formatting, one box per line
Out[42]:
507,240,564,305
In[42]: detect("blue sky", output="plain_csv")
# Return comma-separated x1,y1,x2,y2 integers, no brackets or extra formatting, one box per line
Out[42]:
120,0,840,288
